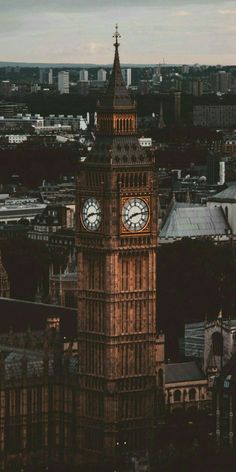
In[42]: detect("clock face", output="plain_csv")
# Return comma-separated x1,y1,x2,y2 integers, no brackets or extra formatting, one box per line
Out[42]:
122,198,149,232
81,197,101,231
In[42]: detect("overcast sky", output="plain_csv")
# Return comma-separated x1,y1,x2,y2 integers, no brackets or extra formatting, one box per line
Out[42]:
0,0,236,65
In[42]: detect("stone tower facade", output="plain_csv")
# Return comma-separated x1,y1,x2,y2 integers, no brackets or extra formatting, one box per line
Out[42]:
76,28,163,461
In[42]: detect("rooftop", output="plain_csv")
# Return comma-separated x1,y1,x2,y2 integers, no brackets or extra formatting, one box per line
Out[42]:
208,183,236,203
165,361,206,384
160,203,230,239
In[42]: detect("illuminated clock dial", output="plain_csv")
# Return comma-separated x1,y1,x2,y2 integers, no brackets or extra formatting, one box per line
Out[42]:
122,197,149,232
82,197,101,231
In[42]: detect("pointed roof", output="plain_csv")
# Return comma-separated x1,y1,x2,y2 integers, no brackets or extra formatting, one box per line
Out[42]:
98,25,135,111
160,203,231,239
208,183,236,203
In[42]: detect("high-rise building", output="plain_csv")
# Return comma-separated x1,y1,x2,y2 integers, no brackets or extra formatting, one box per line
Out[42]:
39,68,47,84
76,26,164,462
39,68,53,85
121,67,132,87
186,79,203,97
174,91,181,124
48,68,53,85
158,102,166,129
215,70,231,93
79,69,89,82
97,68,107,81
58,71,69,94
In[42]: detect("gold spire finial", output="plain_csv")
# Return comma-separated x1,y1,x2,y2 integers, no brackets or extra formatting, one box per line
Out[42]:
113,24,121,48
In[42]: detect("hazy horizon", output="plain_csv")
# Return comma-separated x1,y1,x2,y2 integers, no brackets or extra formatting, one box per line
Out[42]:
0,0,236,65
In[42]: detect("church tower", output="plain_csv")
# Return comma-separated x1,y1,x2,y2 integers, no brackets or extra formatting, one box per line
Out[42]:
76,27,162,461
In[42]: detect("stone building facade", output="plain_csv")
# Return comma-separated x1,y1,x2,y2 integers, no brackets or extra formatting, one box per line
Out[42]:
0,345,78,471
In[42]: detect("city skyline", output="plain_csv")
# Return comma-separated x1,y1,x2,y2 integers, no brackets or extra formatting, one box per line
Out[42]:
0,0,236,65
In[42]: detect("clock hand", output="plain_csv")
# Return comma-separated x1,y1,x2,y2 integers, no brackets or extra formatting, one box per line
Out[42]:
129,210,149,220
85,211,101,220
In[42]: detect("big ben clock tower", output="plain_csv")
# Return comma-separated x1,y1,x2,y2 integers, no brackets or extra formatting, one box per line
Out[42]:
76,26,163,461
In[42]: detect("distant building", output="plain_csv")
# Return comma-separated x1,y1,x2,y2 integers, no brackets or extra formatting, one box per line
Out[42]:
158,102,166,129
174,91,181,124
215,71,231,93
185,314,236,384
186,79,203,97
182,65,190,74
44,114,88,131
207,183,236,235
48,68,53,85
193,105,236,128
77,81,89,95
213,352,236,447
30,83,41,93
121,68,132,87
139,137,152,147
79,69,88,82
138,80,152,95
165,361,209,414
58,71,69,94
48,252,77,307
0,114,44,131
97,68,107,81
48,229,75,254
0,251,10,298
0,199,46,225
39,68,48,84
0,102,28,118
28,204,75,243
6,134,28,144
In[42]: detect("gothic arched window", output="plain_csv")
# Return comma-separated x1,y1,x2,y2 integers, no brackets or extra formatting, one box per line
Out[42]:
189,388,196,401
173,390,181,402
212,331,223,356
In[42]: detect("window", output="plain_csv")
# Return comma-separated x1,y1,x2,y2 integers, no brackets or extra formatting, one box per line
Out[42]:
189,388,196,401
173,390,181,402
212,332,223,356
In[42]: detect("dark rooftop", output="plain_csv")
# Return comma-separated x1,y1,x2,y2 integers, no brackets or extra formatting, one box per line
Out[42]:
165,361,206,384
0,297,77,338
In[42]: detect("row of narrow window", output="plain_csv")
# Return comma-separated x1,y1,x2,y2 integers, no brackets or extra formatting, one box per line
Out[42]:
99,118,135,133
83,342,104,375
121,256,148,291
87,257,105,290
121,344,148,376
86,173,105,187
85,172,148,189
4,387,73,417
86,392,104,418
121,300,144,333
120,393,148,419
118,173,147,187
173,388,197,402
86,300,105,333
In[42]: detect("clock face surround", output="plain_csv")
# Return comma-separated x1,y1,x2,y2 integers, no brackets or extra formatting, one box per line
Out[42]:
122,197,149,232
81,197,101,231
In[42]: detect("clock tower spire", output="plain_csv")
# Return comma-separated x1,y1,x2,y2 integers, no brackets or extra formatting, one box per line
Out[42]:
76,27,164,464
97,25,137,136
